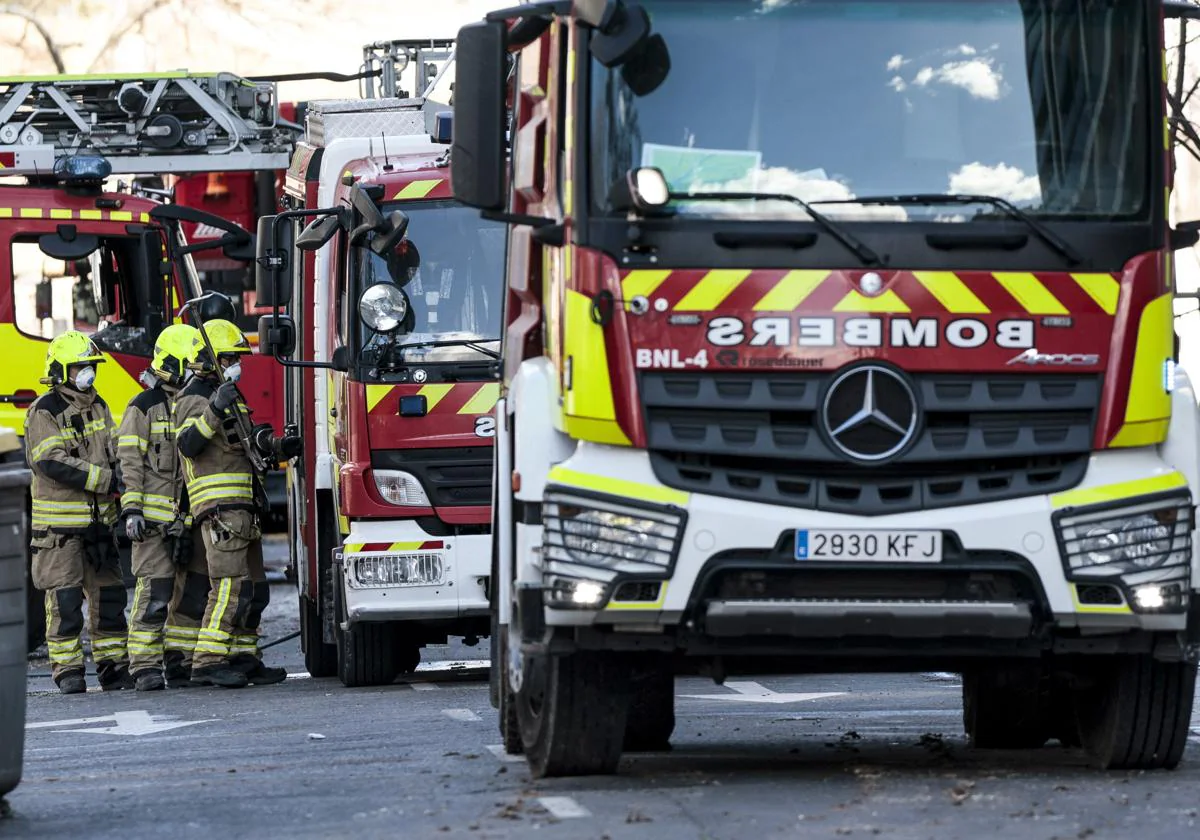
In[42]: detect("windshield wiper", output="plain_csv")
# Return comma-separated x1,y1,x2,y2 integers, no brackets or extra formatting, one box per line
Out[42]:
669,190,883,266
810,193,1083,265
376,338,501,368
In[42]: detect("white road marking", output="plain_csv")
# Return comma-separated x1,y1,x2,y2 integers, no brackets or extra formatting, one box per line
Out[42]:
680,680,846,705
416,659,490,673
486,744,525,763
441,708,482,722
538,796,591,819
26,710,216,737
286,672,311,680
411,683,439,691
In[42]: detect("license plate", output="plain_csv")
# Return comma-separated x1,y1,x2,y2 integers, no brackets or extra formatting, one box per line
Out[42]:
795,529,943,562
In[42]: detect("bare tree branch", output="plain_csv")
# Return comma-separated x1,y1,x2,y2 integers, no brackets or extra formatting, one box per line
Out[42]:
0,3,66,72
85,0,174,72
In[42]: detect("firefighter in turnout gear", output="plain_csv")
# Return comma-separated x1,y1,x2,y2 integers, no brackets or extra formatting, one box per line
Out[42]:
117,324,204,691
174,319,299,687
25,331,133,694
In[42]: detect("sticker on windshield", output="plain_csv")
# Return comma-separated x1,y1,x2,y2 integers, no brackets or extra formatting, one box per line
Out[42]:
641,143,762,192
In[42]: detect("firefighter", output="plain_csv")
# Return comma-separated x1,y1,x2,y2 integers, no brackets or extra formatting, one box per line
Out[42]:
117,323,202,692
25,331,133,694
174,319,299,688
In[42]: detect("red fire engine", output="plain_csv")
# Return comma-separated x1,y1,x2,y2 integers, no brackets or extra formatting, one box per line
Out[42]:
258,42,506,687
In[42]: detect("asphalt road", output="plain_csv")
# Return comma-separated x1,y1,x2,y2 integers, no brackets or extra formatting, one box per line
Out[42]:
7,575,1200,839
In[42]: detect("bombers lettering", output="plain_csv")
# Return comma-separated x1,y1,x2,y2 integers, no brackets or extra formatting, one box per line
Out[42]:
706,316,1036,350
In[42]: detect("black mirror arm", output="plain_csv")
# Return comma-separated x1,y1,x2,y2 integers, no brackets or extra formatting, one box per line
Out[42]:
260,207,341,367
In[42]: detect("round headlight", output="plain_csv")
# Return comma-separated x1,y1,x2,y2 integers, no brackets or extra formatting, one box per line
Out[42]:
1120,515,1172,568
1080,526,1121,565
358,284,408,332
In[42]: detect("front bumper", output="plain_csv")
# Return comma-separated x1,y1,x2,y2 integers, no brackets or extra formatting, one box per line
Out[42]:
340,519,490,624
523,444,1198,654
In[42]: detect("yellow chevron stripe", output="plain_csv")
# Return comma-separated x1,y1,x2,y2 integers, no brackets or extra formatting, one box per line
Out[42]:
833,289,910,313
1071,273,1120,315
393,179,442,200
366,384,392,414
673,269,750,311
389,541,435,551
752,270,829,311
419,383,454,412
913,271,990,314
621,270,672,306
993,272,1068,315
458,382,499,415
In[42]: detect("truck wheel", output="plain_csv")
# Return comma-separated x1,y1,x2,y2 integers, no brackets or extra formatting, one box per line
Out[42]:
299,595,336,678
1072,655,1197,770
496,620,522,754
336,621,397,688
516,651,631,778
962,665,1050,749
624,658,675,752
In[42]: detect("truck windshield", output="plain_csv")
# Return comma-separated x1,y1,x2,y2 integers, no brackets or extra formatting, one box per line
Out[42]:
589,0,1151,222
355,201,506,366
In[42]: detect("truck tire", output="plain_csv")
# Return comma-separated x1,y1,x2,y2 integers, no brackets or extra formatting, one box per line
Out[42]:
300,595,336,678
494,619,522,754
1072,655,1197,770
333,566,396,687
516,651,631,778
962,665,1050,749
624,657,675,752
337,621,397,688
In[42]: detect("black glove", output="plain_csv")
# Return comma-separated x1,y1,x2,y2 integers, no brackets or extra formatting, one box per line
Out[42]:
279,435,302,459
125,510,145,542
211,380,240,413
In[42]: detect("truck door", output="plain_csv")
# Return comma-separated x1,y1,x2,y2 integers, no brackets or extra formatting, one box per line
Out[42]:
0,224,172,432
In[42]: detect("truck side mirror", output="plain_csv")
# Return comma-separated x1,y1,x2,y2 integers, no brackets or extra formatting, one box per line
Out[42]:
450,20,507,211
258,313,297,358
369,211,410,257
296,215,341,252
331,344,350,373
255,215,294,308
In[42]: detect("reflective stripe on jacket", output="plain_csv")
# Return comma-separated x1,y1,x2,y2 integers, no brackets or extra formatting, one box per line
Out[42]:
173,376,256,519
24,387,118,532
118,383,183,525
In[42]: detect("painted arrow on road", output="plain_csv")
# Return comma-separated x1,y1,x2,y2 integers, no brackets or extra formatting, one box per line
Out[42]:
680,680,846,704
26,710,216,736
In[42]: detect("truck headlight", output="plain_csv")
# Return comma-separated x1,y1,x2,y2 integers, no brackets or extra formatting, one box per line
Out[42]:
1055,492,1194,612
350,552,444,588
372,469,431,506
542,488,686,575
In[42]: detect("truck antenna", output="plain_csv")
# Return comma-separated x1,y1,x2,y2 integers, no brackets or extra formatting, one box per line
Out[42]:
380,131,393,171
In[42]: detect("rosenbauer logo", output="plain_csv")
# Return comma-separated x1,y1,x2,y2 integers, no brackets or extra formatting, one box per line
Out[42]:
705,316,1036,349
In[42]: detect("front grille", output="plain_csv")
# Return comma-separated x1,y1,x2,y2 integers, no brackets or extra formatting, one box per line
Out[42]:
642,371,1098,515
370,446,493,507
705,567,1039,604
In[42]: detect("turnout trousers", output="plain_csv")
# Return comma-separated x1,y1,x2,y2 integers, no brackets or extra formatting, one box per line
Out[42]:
163,525,211,678
192,510,269,670
31,531,128,681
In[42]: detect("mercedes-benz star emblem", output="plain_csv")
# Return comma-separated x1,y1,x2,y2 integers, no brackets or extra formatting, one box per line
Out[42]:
821,365,919,462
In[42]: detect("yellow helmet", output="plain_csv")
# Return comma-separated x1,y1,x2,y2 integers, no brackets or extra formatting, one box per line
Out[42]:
151,323,200,387
43,331,105,385
188,318,251,373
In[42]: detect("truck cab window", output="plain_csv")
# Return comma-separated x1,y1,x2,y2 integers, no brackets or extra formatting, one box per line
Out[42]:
10,236,155,357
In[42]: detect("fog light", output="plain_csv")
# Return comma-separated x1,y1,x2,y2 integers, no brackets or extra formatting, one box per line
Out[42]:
351,552,444,588
543,575,609,609
1133,585,1166,610
571,580,605,605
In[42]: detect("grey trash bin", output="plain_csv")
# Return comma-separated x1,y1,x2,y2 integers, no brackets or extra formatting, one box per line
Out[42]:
0,460,31,799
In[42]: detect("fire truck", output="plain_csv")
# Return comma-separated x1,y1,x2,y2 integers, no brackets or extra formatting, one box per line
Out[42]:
449,0,1200,776
0,70,297,649
257,41,506,687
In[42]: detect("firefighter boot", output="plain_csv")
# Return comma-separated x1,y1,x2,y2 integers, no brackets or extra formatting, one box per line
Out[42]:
97,661,136,691
163,650,192,689
229,653,287,686
55,668,87,695
133,669,165,691
190,664,249,688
